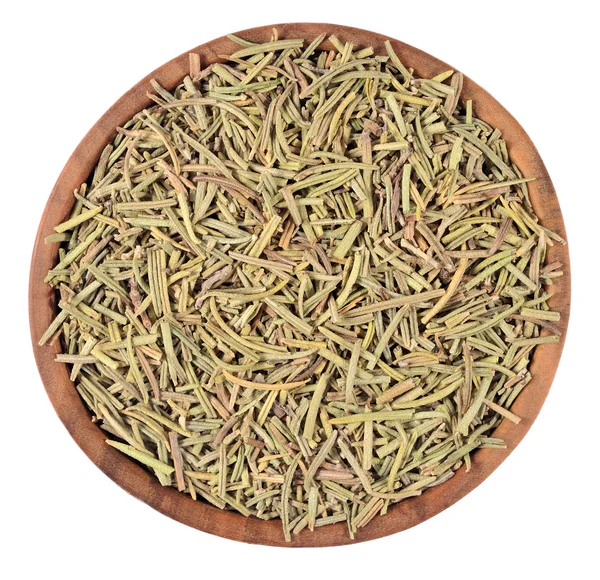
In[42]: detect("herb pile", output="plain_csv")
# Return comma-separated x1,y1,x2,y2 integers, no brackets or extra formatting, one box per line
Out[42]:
41,32,564,540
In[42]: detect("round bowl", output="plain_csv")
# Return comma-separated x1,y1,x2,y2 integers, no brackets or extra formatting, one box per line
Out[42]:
29,22,571,547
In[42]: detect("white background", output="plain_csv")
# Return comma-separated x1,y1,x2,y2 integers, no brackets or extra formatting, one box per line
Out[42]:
2,1,598,578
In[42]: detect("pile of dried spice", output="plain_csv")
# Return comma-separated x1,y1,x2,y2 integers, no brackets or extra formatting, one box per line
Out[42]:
41,31,565,540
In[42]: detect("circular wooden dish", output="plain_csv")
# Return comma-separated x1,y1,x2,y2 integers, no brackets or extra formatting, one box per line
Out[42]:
29,23,571,547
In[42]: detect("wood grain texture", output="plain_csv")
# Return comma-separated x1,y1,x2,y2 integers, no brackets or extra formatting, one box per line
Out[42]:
29,23,571,547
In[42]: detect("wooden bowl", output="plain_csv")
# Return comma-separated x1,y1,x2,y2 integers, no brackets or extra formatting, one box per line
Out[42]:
29,23,571,547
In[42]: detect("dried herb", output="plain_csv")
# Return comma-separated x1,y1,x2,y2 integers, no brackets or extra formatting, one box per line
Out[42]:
41,31,564,540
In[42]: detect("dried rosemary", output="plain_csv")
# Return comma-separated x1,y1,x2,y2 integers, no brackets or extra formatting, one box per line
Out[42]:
41,31,564,540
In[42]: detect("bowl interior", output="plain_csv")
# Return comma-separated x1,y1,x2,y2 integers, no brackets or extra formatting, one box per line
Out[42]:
29,22,570,547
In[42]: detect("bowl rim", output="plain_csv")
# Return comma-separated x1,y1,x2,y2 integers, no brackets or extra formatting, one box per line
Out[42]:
29,22,571,547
